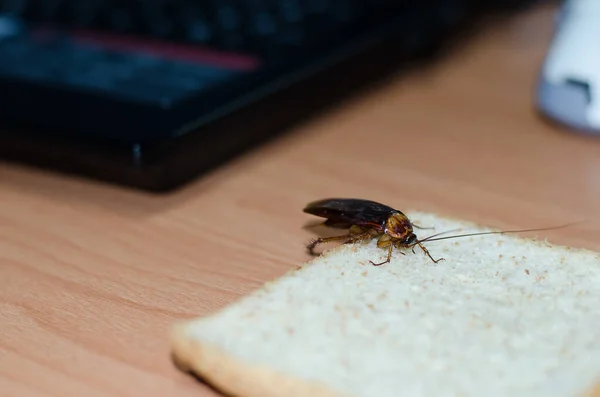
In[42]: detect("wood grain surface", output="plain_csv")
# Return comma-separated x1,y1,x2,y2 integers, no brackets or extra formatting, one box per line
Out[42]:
2,3,600,397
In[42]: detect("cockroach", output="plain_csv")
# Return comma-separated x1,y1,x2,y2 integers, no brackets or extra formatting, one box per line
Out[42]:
303,198,579,266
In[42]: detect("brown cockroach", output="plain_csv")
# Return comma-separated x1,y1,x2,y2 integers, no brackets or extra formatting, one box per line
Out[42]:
303,198,579,266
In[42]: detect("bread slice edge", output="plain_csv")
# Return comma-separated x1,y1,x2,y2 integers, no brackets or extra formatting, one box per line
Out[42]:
171,318,600,397
170,320,352,397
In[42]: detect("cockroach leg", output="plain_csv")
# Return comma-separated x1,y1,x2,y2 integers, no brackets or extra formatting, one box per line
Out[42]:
369,243,393,266
376,233,392,248
306,232,371,255
348,232,374,244
417,242,444,263
307,234,350,255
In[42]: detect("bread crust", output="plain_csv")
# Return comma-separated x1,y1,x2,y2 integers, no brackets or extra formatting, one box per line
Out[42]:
171,320,600,397
170,322,351,397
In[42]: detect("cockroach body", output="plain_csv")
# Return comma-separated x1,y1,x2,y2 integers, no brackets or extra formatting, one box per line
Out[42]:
303,198,578,266
303,198,438,265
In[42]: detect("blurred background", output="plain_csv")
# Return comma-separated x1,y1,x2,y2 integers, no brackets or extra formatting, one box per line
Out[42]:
0,0,558,193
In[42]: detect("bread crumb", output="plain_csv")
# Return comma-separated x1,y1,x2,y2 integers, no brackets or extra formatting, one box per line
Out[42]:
535,275,546,283
525,269,530,275
362,271,367,277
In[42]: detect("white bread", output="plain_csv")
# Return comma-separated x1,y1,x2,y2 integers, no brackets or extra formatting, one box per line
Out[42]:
170,211,600,397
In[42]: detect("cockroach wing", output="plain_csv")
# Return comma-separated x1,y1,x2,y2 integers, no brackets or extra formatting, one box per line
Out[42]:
303,198,398,230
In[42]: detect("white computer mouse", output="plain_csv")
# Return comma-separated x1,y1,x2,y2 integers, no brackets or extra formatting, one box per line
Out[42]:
536,0,600,135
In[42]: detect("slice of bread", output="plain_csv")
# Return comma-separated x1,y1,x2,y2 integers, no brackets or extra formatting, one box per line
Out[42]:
170,211,600,397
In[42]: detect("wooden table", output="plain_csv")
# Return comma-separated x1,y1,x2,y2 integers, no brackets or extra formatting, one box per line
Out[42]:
3,4,600,396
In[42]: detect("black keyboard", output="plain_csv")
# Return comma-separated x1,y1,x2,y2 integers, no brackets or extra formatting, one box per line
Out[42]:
0,0,538,192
